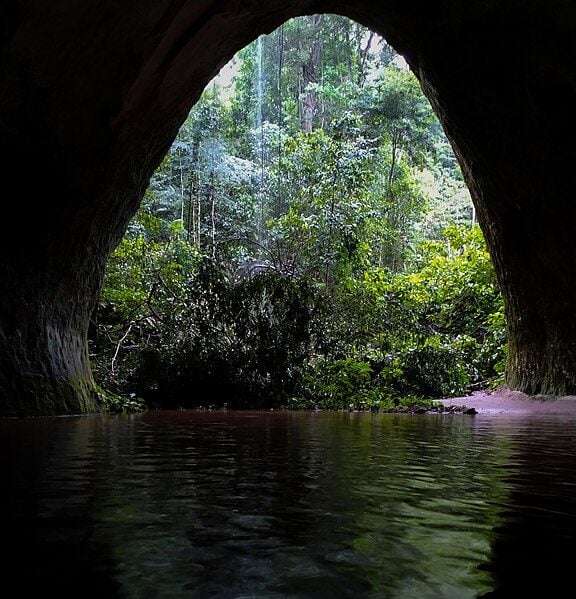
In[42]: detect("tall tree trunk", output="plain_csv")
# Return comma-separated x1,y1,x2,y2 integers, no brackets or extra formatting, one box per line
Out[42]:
357,29,375,87
301,15,323,132
185,173,195,243
210,186,217,259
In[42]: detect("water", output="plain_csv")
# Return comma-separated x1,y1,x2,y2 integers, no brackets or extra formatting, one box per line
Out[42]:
2,411,576,598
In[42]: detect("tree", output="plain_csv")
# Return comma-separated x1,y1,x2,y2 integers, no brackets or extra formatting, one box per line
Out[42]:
91,15,502,410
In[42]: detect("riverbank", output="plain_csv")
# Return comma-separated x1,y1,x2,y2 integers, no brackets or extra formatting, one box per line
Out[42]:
440,387,576,415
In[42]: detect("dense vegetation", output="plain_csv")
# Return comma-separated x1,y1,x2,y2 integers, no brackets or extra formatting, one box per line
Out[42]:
90,16,506,411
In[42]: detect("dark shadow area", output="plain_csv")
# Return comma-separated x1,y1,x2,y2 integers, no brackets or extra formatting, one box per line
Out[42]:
0,418,122,598
479,419,576,597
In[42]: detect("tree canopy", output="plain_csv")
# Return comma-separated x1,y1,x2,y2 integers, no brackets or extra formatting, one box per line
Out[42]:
90,15,505,412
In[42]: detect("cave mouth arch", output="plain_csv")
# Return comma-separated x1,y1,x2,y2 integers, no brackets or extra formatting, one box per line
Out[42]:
95,13,483,409
1,0,575,415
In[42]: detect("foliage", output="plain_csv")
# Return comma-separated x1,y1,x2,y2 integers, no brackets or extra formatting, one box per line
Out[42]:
95,385,146,414
286,358,436,412
331,224,506,398
93,238,325,407
90,15,506,410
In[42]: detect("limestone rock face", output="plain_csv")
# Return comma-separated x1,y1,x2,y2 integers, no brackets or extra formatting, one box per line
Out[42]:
1,0,575,414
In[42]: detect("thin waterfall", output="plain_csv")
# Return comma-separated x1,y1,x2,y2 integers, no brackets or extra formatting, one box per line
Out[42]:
276,24,284,217
255,35,265,248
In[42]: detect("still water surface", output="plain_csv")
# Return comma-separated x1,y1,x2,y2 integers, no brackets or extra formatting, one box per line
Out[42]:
2,411,576,598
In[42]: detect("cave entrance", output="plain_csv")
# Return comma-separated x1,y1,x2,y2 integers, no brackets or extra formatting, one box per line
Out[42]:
1,1,575,415
90,16,504,411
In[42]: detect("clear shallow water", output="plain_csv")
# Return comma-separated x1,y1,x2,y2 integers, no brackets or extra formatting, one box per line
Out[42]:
2,411,576,598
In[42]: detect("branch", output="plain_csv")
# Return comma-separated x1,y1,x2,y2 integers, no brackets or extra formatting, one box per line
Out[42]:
111,322,134,377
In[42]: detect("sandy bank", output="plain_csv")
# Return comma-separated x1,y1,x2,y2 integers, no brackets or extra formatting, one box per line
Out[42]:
440,387,576,415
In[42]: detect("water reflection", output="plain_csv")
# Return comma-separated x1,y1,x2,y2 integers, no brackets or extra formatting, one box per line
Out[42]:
475,418,576,598
1,411,576,597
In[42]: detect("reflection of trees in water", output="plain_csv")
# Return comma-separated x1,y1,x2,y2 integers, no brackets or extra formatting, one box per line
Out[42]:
88,411,341,596
479,417,576,598
8,413,576,598
87,412,512,597
293,414,509,598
